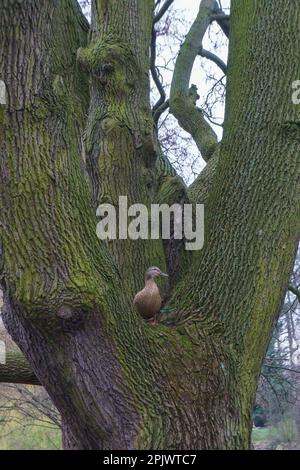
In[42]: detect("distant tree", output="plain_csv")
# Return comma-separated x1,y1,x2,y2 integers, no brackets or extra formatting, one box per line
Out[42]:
256,247,300,434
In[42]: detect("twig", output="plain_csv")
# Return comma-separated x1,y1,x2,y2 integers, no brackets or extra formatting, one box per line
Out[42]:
154,0,175,24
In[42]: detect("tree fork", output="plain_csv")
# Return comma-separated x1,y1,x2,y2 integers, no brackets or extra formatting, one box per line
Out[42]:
1,0,300,451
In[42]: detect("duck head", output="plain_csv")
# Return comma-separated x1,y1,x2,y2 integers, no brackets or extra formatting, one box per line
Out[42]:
145,266,168,281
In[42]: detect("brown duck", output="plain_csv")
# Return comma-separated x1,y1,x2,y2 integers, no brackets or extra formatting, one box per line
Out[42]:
133,267,168,324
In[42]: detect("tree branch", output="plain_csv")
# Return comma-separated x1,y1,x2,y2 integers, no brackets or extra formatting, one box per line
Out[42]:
288,284,300,302
154,99,169,126
0,352,40,385
265,363,300,375
151,26,166,114
211,12,230,38
199,47,227,75
169,0,219,162
154,0,174,24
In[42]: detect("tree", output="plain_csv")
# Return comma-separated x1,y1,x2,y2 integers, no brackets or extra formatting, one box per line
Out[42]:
254,247,300,440
0,0,299,450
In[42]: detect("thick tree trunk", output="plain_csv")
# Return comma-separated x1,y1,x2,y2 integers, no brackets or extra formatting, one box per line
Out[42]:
0,0,300,449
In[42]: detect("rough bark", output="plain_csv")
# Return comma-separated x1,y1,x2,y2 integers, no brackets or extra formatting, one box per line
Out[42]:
0,352,40,385
0,0,299,450
77,0,168,297
170,0,300,441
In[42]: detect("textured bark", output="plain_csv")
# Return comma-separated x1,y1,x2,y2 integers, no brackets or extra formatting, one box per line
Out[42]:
188,147,219,205
170,0,300,441
0,0,300,450
77,0,168,297
0,352,40,385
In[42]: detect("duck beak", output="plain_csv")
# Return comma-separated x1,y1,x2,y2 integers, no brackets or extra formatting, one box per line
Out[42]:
160,272,168,277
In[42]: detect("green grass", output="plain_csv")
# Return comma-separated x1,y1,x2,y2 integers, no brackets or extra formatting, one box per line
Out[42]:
252,415,297,446
0,415,61,450
251,425,279,443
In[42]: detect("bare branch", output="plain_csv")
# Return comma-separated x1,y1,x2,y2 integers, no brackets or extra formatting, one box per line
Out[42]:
288,284,300,302
265,364,300,375
0,352,40,385
151,27,166,114
0,383,61,428
199,47,227,75
154,0,175,24
169,0,219,162
261,373,284,414
211,12,230,38
154,99,169,126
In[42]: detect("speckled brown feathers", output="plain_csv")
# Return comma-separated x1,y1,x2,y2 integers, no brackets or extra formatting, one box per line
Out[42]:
133,267,168,322
133,279,162,320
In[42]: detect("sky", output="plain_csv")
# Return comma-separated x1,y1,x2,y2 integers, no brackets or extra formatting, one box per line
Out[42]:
157,0,231,179
175,0,230,19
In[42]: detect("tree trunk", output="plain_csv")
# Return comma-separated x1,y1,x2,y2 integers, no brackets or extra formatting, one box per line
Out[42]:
0,0,300,449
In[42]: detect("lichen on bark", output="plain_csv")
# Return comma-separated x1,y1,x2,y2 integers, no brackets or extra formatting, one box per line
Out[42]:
0,0,300,450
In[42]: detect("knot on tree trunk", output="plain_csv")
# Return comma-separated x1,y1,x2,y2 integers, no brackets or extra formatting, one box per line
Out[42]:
77,40,141,91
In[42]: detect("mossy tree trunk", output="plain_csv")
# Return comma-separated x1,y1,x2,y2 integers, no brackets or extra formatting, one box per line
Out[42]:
0,0,300,449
